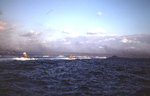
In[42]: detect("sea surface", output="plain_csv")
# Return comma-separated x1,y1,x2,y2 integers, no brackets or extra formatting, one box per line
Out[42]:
0,58,150,96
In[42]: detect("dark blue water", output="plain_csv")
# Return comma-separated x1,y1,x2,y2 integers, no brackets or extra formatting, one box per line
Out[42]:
0,58,150,96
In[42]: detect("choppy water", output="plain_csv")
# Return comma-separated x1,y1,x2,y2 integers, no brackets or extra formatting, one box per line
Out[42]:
0,58,150,96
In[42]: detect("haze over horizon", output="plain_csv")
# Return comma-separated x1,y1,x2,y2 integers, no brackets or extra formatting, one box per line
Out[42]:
0,0,150,57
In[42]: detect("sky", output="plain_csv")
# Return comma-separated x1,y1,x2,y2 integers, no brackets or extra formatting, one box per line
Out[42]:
0,0,150,57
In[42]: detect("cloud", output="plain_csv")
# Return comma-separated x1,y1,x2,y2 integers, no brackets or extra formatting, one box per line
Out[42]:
121,37,140,44
0,20,150,57
64,41,71,45
61,29,82,38
0,20,45,52
87,28,106,35
128,46,136,49
0,26,6,31
0,21,7,26
97,11,102,16
98,46,104,49
121,38,132,43
62,29,72,34
104,38,116,41
53,34,150,57
0,21,20,31
0,20,21,51
0,21,7,31
21,30,42,37
9,24,21,30
18,32,150,57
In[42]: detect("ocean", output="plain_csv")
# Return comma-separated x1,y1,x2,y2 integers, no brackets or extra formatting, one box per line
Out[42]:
0,58,150,96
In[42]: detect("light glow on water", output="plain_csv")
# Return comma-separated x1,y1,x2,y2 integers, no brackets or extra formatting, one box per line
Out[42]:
13,57,37,61
0,56,107,61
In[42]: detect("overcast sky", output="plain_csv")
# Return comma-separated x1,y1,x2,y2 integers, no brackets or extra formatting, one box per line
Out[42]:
0,0,150,57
